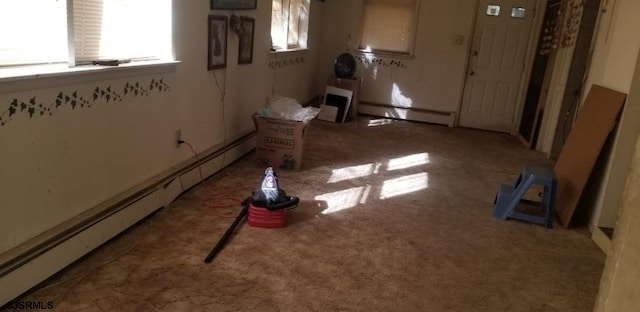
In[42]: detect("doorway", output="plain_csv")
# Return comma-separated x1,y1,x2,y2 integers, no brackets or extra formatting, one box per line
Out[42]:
518,0,602,152
549,0,602,158
518,0,561,148
459,0,538,133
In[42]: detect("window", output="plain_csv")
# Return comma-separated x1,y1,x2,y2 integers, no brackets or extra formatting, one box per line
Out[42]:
70,0,172,66
0,0,172,68
0,1,68,66
359,0,419,55
271,0,310,51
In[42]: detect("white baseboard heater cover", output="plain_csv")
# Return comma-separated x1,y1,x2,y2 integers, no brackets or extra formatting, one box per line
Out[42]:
0,132,256,306
358,102,456,127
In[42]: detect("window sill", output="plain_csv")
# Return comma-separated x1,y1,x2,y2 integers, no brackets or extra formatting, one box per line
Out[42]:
354,50,415,60
0,60,180,93
269,48,309,56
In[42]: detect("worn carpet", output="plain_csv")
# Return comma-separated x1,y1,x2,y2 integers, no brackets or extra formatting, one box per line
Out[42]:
13,117,605,311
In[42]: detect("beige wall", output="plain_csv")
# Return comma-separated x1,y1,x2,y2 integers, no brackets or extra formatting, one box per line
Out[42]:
594,134,640,311
589,1,640,306
584,0,640,229
0,1,323,255
585,0,640,93
316,0,476,113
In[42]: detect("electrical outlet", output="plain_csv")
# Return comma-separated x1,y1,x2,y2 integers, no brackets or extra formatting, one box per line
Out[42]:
174,130,182,148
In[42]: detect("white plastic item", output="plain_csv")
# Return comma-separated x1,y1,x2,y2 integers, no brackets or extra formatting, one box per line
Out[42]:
267,95,319,124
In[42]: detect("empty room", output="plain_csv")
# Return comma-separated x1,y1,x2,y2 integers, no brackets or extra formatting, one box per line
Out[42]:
1,0,639,311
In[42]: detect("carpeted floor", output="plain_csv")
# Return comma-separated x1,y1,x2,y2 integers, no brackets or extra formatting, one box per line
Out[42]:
14,117,605,311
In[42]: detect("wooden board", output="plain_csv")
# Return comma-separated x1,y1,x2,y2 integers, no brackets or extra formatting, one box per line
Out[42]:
554,84,627,228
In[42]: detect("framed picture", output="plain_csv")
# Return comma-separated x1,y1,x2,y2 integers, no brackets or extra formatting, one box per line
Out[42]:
238,17,255,64
210,0,256,10
208,15,228,70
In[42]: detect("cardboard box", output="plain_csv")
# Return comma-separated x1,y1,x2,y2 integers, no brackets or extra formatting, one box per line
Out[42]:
254,115,308,171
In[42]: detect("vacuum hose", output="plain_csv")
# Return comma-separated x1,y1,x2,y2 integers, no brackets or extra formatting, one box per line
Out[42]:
204,167,298,263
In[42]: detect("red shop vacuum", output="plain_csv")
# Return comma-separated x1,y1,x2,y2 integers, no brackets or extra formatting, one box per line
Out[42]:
204,167,299,263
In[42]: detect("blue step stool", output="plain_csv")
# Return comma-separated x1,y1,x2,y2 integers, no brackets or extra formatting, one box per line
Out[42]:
493,165,556,228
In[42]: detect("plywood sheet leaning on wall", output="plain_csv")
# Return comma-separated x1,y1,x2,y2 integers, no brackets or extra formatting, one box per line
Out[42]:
555,85,627,228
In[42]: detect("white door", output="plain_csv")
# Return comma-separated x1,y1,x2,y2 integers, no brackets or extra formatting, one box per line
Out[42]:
459,0,537,132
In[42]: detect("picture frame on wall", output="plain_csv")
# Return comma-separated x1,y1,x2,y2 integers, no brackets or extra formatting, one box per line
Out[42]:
208,15,228,70
238,17,255,64
210,0,257,10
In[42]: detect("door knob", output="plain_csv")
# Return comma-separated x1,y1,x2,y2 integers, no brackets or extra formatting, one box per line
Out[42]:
469,70,475,76
472,50,479,56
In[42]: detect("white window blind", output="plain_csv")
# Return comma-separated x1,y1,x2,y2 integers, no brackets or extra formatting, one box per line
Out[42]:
360,0,418,54
271,0,310,50
0,0,68,66
70,0,172,66
271,0,288,50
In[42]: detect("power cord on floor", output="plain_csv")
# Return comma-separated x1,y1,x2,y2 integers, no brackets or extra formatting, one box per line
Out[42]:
178,139,250,219
175,62,251,218
211,70,228,169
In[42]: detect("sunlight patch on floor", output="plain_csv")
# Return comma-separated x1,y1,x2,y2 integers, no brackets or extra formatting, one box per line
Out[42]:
387,153,430,171
368,119,393,127
328,163,378,183
317,186,370,214
360,184,372,205
320,153,431,211
380,172,428,199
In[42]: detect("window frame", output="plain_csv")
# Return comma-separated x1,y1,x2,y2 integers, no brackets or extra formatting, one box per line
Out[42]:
357,0,421,57
68,0,173,67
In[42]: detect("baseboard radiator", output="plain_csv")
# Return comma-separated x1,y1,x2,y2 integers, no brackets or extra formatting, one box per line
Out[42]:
0,131,257,306
358,102,456,127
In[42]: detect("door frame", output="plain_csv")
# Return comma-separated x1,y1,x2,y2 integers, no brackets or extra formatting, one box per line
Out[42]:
455,0,548,134
536,0,605,156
